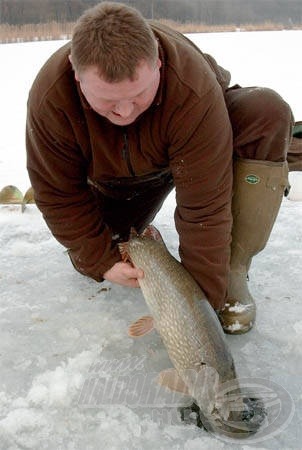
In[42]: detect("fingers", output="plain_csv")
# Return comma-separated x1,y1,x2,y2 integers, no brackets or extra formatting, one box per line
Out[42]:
126,266,144,280
124,278,141,288
120,265,141,288
103,262,144,288
136,268,144,279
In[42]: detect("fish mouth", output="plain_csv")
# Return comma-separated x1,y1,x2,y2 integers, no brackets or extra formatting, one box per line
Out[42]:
179,396,266,438
214,396,266,438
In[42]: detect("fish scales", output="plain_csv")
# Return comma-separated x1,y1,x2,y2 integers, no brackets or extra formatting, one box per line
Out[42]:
129,235,234,379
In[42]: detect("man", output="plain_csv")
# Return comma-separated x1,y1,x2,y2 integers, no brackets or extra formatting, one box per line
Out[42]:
26,2,294,334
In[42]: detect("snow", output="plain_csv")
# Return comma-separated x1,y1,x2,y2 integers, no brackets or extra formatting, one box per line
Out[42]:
227,302,250,314
0,31,302,449
288,171,302,201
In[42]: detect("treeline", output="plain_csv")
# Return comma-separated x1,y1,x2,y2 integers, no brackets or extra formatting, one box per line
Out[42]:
1,0,302,27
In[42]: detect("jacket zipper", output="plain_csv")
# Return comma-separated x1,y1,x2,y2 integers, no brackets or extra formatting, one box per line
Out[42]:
122,129,135,176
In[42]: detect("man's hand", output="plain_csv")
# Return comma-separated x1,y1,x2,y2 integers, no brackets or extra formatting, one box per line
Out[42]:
103,261,144,288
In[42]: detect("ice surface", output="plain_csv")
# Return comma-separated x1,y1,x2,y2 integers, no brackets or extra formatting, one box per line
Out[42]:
0,31,301,449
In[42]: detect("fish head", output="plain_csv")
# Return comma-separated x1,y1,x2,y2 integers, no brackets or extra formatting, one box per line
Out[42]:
182,366,266,438
199,381,266,439
212,396,266,439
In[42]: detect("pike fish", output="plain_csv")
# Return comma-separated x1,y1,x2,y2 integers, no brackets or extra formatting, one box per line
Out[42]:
120,225,264,438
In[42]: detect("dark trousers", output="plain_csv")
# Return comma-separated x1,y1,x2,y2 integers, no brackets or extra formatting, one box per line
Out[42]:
102,173,174,240
225,85,293,162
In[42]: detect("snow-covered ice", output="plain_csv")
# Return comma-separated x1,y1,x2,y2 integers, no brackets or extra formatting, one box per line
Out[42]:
0,31,302,449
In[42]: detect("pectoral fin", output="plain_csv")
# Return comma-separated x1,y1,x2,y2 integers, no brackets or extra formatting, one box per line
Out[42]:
128,315,154,337
157,368,190,395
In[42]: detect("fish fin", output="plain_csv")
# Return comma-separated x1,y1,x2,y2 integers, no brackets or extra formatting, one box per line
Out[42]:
128,315,154,338
141,225,165,243
118,228,139,262
118,242,132,263
157,369,190,395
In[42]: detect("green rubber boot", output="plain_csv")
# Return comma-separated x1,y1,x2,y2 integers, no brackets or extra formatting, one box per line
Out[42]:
219,158,289,334
288,121,302,171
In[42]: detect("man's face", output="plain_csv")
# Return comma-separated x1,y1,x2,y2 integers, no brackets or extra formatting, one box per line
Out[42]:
74,59,161,126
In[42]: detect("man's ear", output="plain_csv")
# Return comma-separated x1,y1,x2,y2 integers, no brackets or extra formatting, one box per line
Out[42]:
156,39,162,70
68,54,80,82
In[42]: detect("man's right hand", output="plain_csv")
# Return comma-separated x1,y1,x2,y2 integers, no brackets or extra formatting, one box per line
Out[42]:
103,261,144,288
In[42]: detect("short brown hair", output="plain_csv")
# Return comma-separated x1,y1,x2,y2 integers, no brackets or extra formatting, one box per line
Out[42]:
70,2,158,82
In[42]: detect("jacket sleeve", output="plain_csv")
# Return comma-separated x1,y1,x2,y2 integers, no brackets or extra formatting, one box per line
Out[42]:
169,84,233,310
26,101,121,280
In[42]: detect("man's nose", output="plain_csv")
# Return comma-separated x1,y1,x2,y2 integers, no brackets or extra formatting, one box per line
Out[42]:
114,101,134,118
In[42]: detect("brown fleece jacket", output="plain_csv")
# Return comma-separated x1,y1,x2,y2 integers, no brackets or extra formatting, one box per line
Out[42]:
26,22,233,310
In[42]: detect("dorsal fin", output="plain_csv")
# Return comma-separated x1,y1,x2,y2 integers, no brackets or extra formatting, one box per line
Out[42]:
141,225,165,243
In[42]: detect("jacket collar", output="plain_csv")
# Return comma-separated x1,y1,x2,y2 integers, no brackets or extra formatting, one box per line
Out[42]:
152,39,165,107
